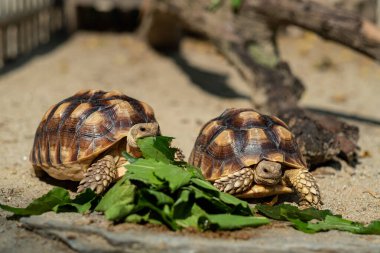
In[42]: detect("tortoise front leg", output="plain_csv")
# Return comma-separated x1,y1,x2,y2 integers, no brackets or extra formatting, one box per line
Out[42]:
213,168,255,194
284,168,322,208
77,155,118,194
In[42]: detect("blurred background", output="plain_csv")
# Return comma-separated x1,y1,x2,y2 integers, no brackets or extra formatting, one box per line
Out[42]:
0,0,379,67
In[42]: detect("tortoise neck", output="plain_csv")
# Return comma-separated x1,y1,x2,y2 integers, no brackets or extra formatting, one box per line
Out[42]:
126,143,142,158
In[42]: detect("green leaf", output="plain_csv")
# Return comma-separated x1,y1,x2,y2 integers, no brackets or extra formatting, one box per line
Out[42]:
153,163,192,192
125,213,151,223
53,188,98,214
218,191,252,216
190,178,218,192
137,136,176,163
191,178,251,215
175,203,206,228
125,159,165,187
188,185,232,214
200,214,270,230
361,221,380,234
295,216,380,234
256,204,334,221
0,187,70,216
126,158,193,192
95,178,135,218
122,151,138,163
185,166,205,180
256,204,380,235
105,203,135,221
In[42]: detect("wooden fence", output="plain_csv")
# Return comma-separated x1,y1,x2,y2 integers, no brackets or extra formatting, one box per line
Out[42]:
0,0,64,67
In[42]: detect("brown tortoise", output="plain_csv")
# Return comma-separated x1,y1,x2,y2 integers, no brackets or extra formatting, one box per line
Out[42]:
189,108,322,208
30,89,160,194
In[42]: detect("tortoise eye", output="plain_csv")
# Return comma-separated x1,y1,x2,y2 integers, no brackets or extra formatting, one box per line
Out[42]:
140,127,146,132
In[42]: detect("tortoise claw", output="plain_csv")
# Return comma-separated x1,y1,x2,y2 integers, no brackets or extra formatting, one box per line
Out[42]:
77,155,117,194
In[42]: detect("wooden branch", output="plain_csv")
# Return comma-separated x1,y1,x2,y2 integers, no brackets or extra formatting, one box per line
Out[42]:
139,0,360,166
248,0,380,60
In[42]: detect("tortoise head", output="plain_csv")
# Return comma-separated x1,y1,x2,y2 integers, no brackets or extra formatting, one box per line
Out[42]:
253,160,282,186
127,122,160,148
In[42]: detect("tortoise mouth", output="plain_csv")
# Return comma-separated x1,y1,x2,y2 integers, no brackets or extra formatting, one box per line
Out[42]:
254,175,281,186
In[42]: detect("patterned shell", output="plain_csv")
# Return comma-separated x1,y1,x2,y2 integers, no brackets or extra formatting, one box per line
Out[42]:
189,108,306,181
30,90,158,179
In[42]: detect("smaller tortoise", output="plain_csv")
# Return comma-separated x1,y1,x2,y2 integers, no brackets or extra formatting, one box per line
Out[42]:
30,89,160,194
189,108,322,208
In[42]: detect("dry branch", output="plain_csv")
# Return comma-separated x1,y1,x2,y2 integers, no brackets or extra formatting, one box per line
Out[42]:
139,0,366,166
248,0,380,60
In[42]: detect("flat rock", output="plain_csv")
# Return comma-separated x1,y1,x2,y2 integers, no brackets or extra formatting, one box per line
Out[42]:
20,212,380,253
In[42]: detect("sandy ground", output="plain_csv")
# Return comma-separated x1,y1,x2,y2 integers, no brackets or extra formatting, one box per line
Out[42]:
0,30,379,252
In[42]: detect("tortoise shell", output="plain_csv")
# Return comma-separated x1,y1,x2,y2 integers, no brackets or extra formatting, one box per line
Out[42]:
30,89,158,180
189,108,306,181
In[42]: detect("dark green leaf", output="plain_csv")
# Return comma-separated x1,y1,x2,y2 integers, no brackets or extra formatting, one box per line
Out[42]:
256,204,334,221
191,178,251,215
0,187,70,216
133,193,179,230
140,189,174,206
172,190,194,219
53,188,98,214
200,214,270,230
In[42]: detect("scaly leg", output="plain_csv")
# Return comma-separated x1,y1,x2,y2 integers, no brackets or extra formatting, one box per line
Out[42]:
77,155,117,194
264,195,279,206
213,167,255,194
284,168,322,208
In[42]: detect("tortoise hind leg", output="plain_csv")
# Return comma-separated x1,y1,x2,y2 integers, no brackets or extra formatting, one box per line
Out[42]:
213,167,254,194
284,169,322,208
77,155,117,194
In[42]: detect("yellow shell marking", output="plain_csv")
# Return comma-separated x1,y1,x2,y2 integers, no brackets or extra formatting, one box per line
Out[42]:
273,125,293,141
70,103,92,118
246,127,267,141
238,111,261,121
213,129,234,147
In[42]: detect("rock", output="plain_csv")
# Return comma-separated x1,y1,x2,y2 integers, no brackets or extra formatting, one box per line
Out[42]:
20,212,380,253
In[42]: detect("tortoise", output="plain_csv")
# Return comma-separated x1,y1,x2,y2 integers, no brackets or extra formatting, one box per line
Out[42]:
30,89,160,194
189,108,322,208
